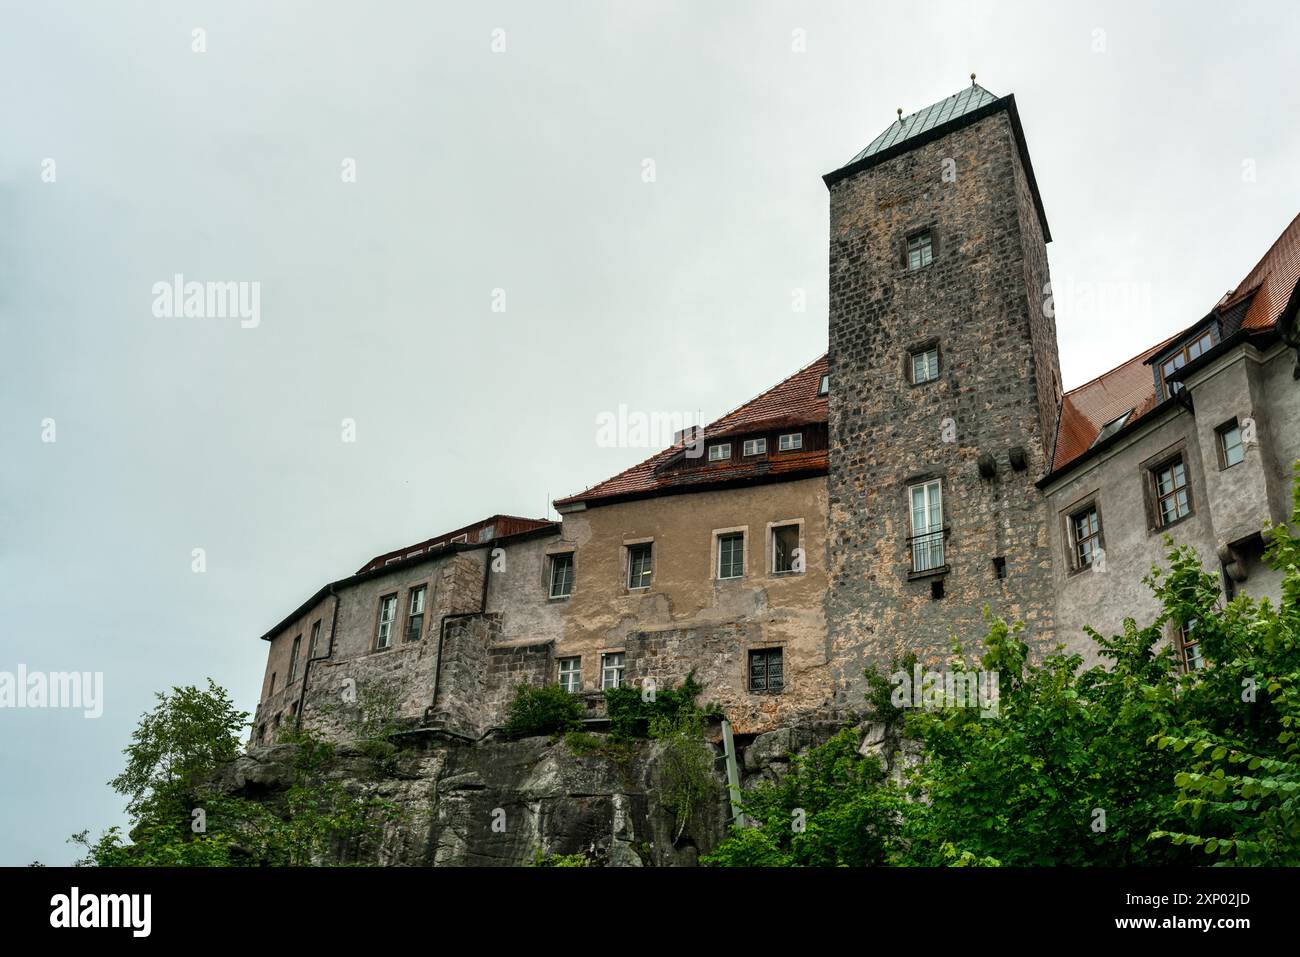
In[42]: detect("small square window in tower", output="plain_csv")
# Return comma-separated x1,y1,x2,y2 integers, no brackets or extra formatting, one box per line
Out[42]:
907,230,934,271
748,648,784,693
627,543,652,589
911,346,939,384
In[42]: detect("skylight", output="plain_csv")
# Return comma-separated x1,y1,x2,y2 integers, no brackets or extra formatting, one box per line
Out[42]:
1091,409,1134,448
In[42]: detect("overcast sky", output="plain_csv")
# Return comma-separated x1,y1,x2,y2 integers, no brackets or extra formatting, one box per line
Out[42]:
2,1,1297,865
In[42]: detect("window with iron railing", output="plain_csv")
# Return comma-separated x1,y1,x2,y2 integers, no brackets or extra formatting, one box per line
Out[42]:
908,480,945,572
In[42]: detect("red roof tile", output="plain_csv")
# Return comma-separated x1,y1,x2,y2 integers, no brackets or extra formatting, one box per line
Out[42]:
555,355,829,507
357,515,555,573
1049,212,1299,474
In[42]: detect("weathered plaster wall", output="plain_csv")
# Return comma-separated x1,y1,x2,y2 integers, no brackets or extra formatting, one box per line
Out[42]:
554,477,830,733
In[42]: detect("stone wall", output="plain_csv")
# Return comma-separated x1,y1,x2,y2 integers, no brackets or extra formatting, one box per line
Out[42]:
826,106,1061,706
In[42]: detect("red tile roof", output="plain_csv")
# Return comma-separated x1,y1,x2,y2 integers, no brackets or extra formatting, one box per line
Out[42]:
555,355,829,508
1049,212,1299,475
357,515,555,573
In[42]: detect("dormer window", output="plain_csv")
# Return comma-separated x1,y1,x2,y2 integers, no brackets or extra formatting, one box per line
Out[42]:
907,230,934,271
707,443,731,462
743,438,767,456
1157,326,1218,399
778,432,803,451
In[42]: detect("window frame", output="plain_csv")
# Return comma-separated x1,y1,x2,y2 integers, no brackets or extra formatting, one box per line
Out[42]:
626,541,653,590
906,229,934,271
1066,500,1104,573
307,619,323,660
714,528,747,581
817,374,829,397
288,635,302,682
601,652,625,691
1150,454,1193,529
769,521,804,576
1176,620,1205,673
1156,325,1219,399
548,552,575,600
907,479,946,575
558,656,582,693
748,647,785,694
375,593,399,651
742,437,767,457
1216,418,1245,470
405,583,427,642
707,443,732,462
778,432,803,451
910,345,940,385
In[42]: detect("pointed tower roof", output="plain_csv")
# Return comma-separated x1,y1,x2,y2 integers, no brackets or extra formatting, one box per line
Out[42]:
823,80,1050,241
847,83,999,166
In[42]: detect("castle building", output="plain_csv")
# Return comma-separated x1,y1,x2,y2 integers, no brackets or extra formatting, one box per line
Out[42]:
251,84,1300,746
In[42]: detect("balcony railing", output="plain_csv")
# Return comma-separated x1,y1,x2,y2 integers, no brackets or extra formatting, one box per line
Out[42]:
908,528,947,573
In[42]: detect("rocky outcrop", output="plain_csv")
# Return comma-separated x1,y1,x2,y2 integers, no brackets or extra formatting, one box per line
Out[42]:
216,718,887,866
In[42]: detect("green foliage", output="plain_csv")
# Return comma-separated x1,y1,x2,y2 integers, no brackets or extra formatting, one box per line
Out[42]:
704,728,907,866
708,463,1300,867
649,708,717,841
505,683,584,737
604,672,719,741
529,850,590,867
74,682,397,867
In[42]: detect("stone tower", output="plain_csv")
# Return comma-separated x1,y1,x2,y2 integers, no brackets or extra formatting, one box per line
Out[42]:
823,84,1062,706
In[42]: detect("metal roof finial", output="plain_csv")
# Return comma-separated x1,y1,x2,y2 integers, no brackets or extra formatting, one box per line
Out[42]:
896,107,903,123
971,72,977,86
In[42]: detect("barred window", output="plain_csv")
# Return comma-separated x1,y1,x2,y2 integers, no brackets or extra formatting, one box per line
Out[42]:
749,648,784,693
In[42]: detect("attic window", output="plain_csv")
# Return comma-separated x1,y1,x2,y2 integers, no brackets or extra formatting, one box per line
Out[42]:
450,534,468,544
817,374,829,396
743,438,767,456
779,432,803,451
1158,326,1219,399
708,443,732,462
1091,409,1134,448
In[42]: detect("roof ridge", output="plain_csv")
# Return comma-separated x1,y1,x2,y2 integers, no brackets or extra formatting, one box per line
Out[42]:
706,352,827,432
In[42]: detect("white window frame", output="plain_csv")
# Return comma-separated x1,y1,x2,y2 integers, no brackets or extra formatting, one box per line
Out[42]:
908,480,945,572
907,230,934,270
742,437,767,456
626,541,653,590
558,656,582,693
707,443,732,462
778,432,803,451
911,346,939,384
770,521,804,575
715,528,747,580
376,594,398,650
450,533,468,544
549,553,574,599
405,584,427,641
601,652,625,690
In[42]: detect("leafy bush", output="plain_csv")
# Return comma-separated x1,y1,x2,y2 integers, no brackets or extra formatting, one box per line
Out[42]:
604,671,719,740
504,683,584,737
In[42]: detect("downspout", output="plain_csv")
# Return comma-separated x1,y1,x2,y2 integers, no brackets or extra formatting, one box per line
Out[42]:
428,541,496,722
294,584,340,734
